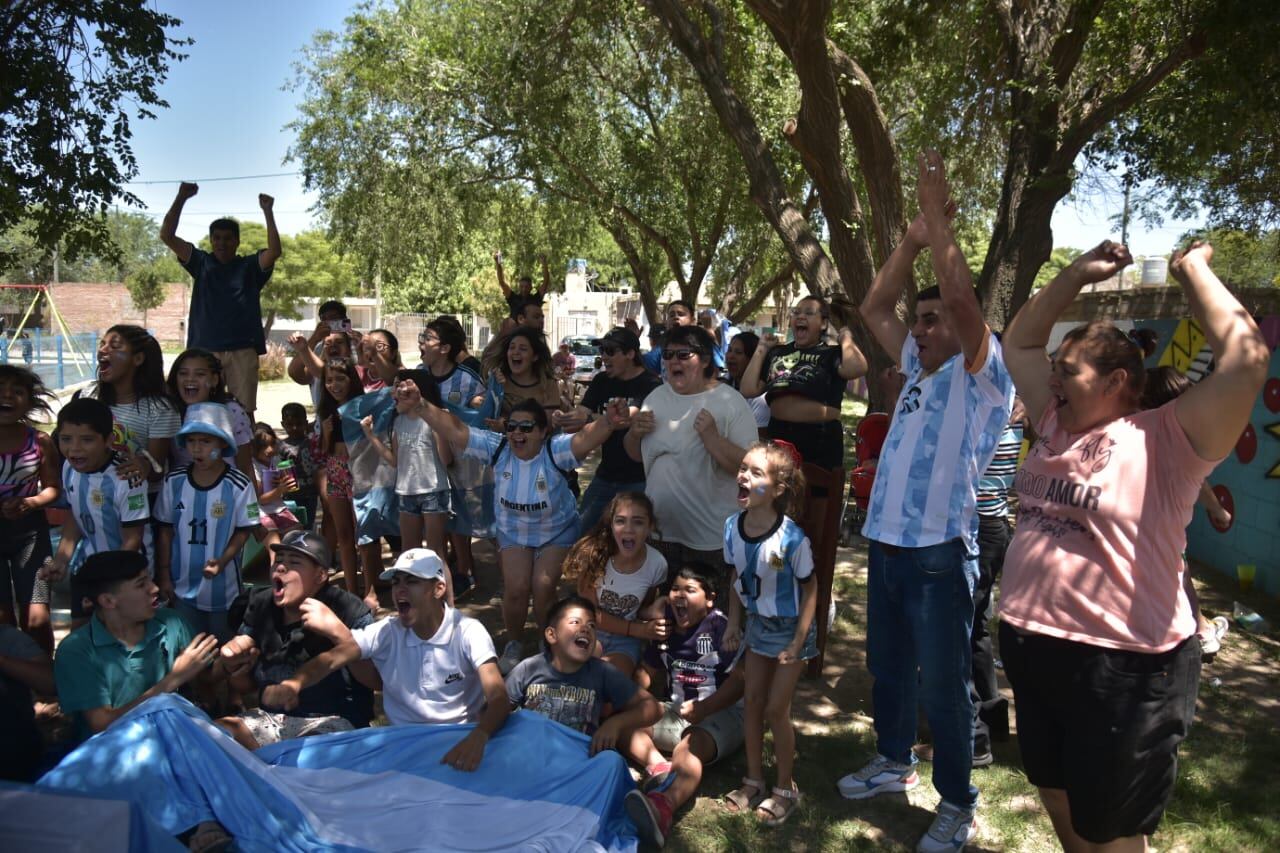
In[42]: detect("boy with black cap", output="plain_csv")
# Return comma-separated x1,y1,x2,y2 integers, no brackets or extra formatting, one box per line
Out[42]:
53,550,218,741
213,530,375,749
155,402,261,642
261,548,510,772
559,327,660,530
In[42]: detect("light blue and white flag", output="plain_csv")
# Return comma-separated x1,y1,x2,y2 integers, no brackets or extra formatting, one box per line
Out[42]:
39,695,639,852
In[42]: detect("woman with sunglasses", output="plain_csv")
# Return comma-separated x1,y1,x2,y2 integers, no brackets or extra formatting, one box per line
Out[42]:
739,295,867,470
624,325,759,596
412,388,630,675
360,329,403,391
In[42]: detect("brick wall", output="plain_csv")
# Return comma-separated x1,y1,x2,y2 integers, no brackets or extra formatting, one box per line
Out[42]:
46,282,191,345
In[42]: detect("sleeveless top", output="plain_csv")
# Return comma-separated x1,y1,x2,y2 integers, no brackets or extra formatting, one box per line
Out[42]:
0,427,44,499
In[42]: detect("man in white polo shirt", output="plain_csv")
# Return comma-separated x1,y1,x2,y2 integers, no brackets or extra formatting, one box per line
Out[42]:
262,548,509,771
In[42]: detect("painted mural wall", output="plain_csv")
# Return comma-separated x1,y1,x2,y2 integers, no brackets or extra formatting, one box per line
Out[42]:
1129,315,1280,598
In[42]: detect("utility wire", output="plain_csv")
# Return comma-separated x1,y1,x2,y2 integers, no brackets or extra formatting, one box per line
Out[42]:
124,171,301,186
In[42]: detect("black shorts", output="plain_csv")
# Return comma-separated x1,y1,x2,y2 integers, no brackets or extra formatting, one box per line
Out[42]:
765,418,843,471
999,621,1199,843
0,513,52,607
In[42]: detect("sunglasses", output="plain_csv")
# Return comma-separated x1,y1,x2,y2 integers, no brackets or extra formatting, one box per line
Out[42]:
505,420,539,433
599,345,619,356
417,333,438,344
661,349,700,361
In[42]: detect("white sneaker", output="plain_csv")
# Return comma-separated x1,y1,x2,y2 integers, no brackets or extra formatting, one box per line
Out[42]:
838,754,920,800
498,640,523,676
916,801,977,852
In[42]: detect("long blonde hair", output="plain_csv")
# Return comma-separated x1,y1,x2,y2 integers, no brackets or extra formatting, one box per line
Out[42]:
562,492,657,591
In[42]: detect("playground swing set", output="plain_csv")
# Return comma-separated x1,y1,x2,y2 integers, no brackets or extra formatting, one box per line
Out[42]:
0,284,96,385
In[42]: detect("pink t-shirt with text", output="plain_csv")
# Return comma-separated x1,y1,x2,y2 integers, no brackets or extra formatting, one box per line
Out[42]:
1000,401,1218,653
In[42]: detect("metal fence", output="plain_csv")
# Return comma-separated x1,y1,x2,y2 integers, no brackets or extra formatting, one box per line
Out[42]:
0,330,99,390
382,313,494,361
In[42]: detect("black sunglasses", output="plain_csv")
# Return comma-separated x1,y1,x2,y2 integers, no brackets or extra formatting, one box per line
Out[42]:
661,348,700,361
505,420,539,433
599,345,619,356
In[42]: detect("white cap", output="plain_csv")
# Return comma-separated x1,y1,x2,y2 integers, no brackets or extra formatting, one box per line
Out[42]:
379,548,446,583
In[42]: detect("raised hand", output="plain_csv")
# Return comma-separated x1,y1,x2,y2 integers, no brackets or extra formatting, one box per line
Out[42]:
177,182,199,201
1170,240,1214,284
258,194,274,212
604,398,632,430
628,409,655,438
759,331,781,353
1071,239,1134,285
360,414,376,435
917,150,952,222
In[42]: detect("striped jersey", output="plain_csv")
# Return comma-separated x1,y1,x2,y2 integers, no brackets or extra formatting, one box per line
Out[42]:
420,362,485,410
462,430,579,548
62,461,153,573
724,513,814,619
154,465,260,612
977,421,1025,518
862,331,1014,553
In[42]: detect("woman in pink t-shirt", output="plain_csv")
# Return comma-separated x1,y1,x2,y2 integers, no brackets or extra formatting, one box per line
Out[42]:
999,241,1268,851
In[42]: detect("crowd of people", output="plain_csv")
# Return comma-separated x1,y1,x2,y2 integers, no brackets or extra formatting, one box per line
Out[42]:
0,154,1268,853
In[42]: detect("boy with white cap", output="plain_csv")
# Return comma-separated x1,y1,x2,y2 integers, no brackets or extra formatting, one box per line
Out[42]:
262,548,510,772
155,402,260,642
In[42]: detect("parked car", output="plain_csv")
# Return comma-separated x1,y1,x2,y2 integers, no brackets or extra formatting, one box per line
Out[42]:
562,336,601,384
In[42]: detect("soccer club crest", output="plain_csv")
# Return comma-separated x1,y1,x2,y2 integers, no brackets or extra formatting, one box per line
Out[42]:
89,489,105,508
210,501,227,520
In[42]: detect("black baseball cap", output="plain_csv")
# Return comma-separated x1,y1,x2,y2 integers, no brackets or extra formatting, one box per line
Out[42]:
593,328,641,351
271,530,332,569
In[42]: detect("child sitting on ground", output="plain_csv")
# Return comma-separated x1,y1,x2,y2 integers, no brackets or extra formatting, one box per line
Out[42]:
154,403,261,643
506,595,662,751
562,492,669,678
623,563,746,847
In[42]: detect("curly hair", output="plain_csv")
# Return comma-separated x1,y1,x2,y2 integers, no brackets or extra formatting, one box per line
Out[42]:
562,492,657,593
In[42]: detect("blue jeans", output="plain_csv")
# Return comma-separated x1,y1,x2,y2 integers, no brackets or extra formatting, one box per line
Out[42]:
577,477,646,532
867,539,979,809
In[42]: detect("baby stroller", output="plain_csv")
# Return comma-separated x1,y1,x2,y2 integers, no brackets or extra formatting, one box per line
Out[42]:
839,412,889,546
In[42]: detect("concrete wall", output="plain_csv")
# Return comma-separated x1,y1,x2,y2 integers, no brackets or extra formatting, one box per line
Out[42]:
45,282,191,344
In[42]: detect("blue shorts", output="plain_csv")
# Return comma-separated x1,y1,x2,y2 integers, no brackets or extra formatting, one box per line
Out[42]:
399,489,452,516
496,519,580,554
744,614,818,660
598,628,645,663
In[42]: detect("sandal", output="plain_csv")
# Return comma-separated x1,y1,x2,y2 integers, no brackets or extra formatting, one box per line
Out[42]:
723,776,766,813
756,784,802,828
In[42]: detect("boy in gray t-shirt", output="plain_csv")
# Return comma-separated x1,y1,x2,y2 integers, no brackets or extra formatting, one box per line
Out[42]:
507,595,660,750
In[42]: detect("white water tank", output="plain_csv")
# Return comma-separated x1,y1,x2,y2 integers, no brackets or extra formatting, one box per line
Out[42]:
1140,258,1169,286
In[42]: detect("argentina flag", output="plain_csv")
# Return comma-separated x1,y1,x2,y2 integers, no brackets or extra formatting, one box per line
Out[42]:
33,695,639,852
339,389,400,546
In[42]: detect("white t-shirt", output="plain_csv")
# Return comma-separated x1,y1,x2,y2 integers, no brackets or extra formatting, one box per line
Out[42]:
640,383,759,551
351,608,497,726
596,546,668,622
393,414,448,496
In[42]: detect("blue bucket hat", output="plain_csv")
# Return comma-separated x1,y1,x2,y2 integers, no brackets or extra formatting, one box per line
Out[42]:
176,402,236,457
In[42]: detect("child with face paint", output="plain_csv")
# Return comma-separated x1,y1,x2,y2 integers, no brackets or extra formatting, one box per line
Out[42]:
84,325,180,495
166,349,256,482
154,403,262,642
721,441,817,828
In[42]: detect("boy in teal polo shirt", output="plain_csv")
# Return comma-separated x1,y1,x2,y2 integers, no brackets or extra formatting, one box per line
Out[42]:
53,551,219,740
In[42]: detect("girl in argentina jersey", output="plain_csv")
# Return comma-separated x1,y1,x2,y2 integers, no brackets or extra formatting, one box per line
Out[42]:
412,390,629,676
721,441,816,827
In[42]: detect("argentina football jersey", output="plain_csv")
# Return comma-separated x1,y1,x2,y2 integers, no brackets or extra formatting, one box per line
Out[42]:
62,461,153,573
724,514,814,619
154,465,260,611
462,430,580,547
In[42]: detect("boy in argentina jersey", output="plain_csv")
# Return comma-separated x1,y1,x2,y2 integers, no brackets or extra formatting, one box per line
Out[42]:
43,398,152,621
155,403,260,642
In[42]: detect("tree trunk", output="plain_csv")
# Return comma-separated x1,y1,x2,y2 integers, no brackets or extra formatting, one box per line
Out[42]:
605,221,661,323
263,310,277,340
645,0,843,300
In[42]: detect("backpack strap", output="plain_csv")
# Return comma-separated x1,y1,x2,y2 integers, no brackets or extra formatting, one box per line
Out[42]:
490,436,509,467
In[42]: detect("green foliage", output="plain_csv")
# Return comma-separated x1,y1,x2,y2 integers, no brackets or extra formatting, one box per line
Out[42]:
0,3,189,270
124,264,166,322
0,210,186,283
1034,247,1083,290
1181,229,1280,288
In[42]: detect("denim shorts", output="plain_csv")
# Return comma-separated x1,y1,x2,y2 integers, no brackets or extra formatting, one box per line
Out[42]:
598,628,645,663
744,613,818,660
399,488,452,516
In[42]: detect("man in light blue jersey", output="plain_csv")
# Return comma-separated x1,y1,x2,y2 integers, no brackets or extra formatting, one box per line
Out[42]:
42,398,151,624
155,403,260,643
837,152,1014,853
